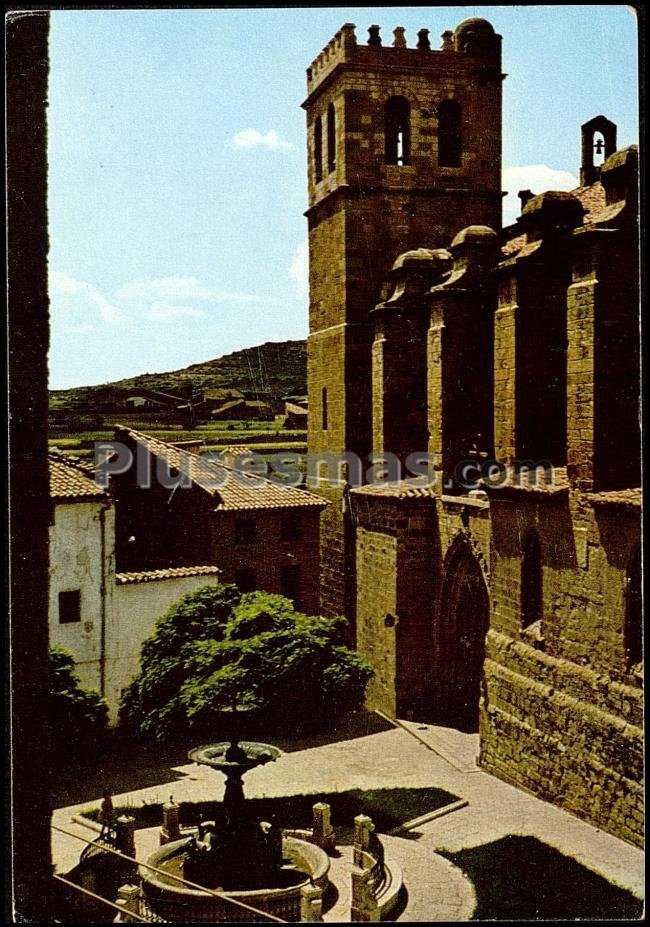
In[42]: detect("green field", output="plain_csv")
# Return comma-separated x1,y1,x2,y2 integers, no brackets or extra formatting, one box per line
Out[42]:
49,418,307,462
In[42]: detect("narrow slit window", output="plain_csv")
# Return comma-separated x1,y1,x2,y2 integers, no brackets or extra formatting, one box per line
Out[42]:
385,96,410,166
322,386,328,431
314,115,323,183
327,102,336,173
521,530,542,630
438,99,462,167
625,546,642,669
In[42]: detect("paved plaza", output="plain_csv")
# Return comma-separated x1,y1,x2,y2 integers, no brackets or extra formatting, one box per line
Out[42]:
52,716,644,920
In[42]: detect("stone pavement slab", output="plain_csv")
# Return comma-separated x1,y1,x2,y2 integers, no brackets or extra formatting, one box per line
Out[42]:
52,719,644,918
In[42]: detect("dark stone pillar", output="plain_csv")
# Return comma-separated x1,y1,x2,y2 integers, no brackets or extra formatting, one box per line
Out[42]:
7,9,53,920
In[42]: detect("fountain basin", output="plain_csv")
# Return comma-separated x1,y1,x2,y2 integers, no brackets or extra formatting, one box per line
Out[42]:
140,835,330,923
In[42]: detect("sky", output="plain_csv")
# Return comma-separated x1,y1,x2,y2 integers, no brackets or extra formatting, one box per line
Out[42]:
47,5,639,389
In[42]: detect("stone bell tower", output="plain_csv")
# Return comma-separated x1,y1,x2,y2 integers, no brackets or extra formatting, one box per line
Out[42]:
303,18,504,620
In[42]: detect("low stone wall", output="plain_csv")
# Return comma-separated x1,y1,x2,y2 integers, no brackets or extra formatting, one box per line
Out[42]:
480,630,644,846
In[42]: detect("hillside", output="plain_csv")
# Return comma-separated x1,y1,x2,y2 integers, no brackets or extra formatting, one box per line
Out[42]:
50,339,307,409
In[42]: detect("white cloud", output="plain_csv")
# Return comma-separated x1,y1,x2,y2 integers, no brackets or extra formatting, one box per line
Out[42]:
115,276,261,306
289,240,309,298
231,128,294,151
146,304,206,320
502,165,579,226
50,270,126,324
49,271,261,332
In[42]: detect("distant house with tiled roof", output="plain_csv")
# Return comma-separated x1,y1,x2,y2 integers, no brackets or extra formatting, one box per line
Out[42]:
107,428,326,613
209,398,274,420
48,451,222,721
201,387,245,406
283,400,308,430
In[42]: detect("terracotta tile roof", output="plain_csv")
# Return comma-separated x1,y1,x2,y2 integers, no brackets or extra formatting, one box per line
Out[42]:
500,238,543,263
203,388,244,400
483,466,570,495
285,402,308,416
211,399,271,415
116,427,327,512
115,565,221,585
501,232,527,257
500,178,622,259
351,481,437,499
572,180,606,219
49,452,108,502
220,445,253,456
587,488,641,508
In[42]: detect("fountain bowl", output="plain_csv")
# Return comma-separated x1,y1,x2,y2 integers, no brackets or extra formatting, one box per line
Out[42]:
188,741,283,775
140,835,330,922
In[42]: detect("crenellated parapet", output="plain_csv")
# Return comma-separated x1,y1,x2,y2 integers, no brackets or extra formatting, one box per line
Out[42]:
305,18,502,103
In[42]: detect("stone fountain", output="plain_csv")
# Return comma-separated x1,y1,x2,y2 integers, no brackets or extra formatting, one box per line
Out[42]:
139,708,330,921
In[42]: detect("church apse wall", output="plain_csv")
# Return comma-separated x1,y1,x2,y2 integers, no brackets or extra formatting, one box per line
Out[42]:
304,17,641,847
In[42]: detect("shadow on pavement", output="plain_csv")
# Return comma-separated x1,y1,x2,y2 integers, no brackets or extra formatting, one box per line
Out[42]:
51,711,395,809
79,786,459,845
441,834,643,920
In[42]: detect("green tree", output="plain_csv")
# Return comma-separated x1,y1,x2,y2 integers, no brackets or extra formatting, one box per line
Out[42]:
120,584,373,741
49,646,109,757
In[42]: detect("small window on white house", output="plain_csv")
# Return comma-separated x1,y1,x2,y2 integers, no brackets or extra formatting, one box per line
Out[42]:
59,589,81,624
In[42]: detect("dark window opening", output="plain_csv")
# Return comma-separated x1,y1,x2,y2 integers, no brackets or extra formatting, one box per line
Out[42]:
322,386,328,431
438,99,462,167
314,115,323,183
625,546,642,669
327,102,336,173
234,518,256,545
280,564,301,607
521,530,543,630
385,96,411,166
234,567,257,593
281,515,301,542
58,589,81,624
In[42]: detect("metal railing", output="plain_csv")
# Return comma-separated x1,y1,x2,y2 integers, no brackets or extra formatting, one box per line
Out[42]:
52,822,286,923
53,872,151,922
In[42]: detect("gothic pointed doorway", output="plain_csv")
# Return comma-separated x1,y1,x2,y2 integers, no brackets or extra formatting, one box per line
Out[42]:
437,538,490,732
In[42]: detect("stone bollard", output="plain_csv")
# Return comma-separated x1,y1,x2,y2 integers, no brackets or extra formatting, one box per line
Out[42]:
312,802,335,853
115,815,136,858
116,884,140,922
353,814,374,868
350,865,380,922
160,796,181,845
300,883,324,922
